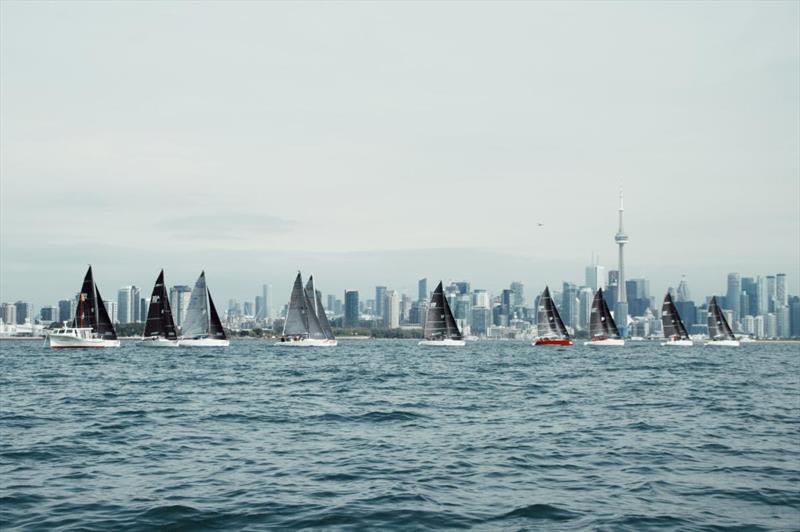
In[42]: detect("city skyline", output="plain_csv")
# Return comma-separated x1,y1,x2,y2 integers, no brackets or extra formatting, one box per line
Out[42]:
1,2,798,307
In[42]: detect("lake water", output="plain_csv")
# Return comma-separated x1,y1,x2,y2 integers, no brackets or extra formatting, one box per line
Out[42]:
1,340,798,530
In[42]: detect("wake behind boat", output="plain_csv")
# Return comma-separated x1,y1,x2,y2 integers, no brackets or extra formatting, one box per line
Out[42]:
705,296,740,347
45,266,120,348
661,292,693,346
280,272,337,346
419,281,465,347
177,271,229,347
138,269,179,347
533,286,573,346
584,288,625,346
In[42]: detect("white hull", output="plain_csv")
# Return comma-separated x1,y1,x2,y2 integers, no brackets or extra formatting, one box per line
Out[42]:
137,337,179,347
705,340,740,347
45,335,113,348
418,339,466,347
584,338,625,346
178,338,230,347
661,339,694,346
279,338,338,347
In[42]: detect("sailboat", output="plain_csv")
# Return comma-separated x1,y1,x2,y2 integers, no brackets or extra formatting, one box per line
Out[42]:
305,275,337,346
584,288,625,346
419,281,465,346
45,266,120,348
661,292,693,346
280,272,337,347
138,269,179,347
177,271,229,347
705,296,740,347
532,286,573,346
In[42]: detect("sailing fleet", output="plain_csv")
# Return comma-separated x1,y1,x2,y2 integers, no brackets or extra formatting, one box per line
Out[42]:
45,267,744,349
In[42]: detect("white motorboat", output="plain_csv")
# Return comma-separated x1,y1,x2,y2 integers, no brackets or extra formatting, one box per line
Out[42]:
45,326,119,348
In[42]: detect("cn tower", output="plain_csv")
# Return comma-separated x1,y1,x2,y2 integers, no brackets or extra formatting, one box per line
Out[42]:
614,189,629,337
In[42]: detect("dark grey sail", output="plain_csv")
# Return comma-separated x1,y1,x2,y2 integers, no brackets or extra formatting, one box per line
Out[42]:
283,273,310,337
537,286,569,339
207,291,226,340
94,287,118,340
181,272,209,339
661,292,689,340
423,281,462,340
707,296,735,341
74,266,98,329
590,288,621,339
143,270,178,340
303,280,334,340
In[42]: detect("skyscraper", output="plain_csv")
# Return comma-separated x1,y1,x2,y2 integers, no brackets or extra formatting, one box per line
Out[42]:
384,290,400,328
418,278,428,302
118,286,133,323
725,273,741,323
375,286,387,321
169,285,192,327
585,255,605,292
510,282,525,307
676,276,691,302
14,301,31,324
561,283,577,328
756,276,768,316
766,275,776,312
58,300,73,324
344,290,359,328
776,273,787,307
614,190,629,336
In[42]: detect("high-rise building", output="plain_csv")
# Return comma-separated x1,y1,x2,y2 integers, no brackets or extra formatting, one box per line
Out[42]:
384,290,400,328
344,291,359,328
471,306,492,336
1,303,16,325
789,296,800,337
14,301,31,325
741,277,757,317
117,286,136,324
726,273,741,323
40,306,58,322
561,283,577,328
585,257,605,292
58,300,73,324
776,273,787,307
756,276,768,316
169,285,192,326
753,315,765,338
263,284,272,319
472,289,490,308
453,282,471,296
139,298,148,323
243,301,254,316
578,287,594,330
765,313,777,338
766,275,776,312
676,276,691,302
614,190,629,336
418,278,428,302
375,286,387,321
255,296,265,320
776,305,790,338
510,282,525,307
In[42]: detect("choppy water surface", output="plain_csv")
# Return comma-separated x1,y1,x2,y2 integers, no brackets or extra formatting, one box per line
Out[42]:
1,340,798,530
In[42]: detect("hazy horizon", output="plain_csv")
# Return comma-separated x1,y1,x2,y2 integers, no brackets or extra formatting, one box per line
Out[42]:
2,1,798,308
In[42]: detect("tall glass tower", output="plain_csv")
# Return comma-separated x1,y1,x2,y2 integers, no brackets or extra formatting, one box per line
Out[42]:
614,190,629,337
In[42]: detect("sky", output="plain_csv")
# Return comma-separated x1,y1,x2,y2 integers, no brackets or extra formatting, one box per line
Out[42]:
1,1,798,308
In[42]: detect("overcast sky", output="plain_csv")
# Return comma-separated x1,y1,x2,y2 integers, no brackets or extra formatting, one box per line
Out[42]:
1,1,798,308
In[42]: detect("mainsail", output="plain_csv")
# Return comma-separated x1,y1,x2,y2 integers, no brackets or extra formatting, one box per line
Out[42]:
74,266,98,329
707,296,735,341
589,288,621,340
537,286,570,339
305,276,335,340
182,272,210,338
423,281,463,341
143,270,178,340
207,291,226,340
661,292,689,340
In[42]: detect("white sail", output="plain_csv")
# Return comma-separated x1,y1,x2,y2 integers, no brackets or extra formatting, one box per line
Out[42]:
182,272,210,338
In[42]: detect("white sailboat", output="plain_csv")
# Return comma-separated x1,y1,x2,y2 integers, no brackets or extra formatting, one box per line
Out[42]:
419,281,465,347
137,269,179,347
584,288,625,346
661,292,693,346
45,266,120,348
279,272,337,347
178,271,229,347
705,296,740,347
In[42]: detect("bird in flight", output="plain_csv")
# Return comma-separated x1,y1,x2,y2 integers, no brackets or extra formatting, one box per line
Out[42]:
537,222,544,227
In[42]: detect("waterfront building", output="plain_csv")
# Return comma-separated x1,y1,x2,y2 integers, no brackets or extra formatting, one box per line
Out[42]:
418,278,428,302
741,315,755,336
344,291,359,327
756,276,768,316
726,273,741,323
40,306,58,323
766,275,776,312
375,286,387,323
789,296,800,337
384,290,400,329
117,286,140,323
169,285,192,326
104,300,117,324
753,315,765,338
765,313,777,338
13,301,32,324
776,305,790,338
471,306,492,335
58,300,73,324
1,303,16,326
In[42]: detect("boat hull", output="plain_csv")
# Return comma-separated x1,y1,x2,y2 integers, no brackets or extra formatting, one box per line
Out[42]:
661,339,694,346
705,340,740,347
584,338,625,346
418,339,466,347
45,335,113,348
137,337,179,347
533,338,574,346
178,338,230,347
279,338,338,347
